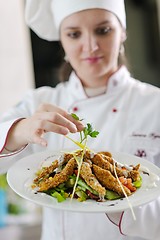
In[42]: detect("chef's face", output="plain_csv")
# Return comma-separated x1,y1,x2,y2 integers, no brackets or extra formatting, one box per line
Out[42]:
60,9,126,87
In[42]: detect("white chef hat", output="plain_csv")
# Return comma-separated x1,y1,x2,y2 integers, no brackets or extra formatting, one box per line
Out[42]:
25,0,126,41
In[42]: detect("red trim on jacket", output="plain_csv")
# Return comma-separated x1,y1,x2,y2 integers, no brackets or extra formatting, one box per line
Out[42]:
105,211,126,236
0,118,27,157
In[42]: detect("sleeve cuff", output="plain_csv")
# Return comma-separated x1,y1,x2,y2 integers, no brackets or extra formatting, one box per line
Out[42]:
0,118,25,156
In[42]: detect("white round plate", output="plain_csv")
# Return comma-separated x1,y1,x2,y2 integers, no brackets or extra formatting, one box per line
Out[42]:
7,150,160,213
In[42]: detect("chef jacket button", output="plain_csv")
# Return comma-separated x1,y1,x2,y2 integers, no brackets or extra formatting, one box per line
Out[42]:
112,108,117,112
73,106,78,112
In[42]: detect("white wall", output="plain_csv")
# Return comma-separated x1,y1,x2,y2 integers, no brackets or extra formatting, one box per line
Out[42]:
0,0,34,114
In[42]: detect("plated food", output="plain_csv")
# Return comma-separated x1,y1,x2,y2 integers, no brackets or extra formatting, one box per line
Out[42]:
32,149,142,203
7,149,160,213
31,113,142,203
6,115,160,213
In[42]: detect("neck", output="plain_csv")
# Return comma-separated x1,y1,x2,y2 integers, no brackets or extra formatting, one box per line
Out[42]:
76,67,120,88
84,85,107,97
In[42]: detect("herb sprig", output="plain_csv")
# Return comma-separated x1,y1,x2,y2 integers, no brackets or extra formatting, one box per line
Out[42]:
71,113,99,145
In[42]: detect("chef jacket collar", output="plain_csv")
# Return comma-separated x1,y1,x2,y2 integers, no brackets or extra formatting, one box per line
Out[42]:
67,65,130,100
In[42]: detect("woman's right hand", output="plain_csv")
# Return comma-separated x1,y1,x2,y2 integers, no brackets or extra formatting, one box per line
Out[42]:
4,103,84,151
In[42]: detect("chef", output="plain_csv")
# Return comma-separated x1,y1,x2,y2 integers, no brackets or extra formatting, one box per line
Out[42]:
0,0,160,239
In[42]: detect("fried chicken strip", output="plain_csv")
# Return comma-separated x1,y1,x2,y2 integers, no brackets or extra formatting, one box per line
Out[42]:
98,151,112,158
80,162,106,197
91,154,129,177
128,165,141,182
63,150,84,164
63,153,74,163
34,160,59,184
39,158,76,191
93,164,131,197
91,153,140,182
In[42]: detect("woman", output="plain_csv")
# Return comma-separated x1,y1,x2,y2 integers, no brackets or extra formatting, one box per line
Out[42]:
0,0,160,239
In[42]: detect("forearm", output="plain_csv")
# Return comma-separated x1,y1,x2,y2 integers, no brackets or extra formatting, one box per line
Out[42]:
3,119,28,153
0,119,26,154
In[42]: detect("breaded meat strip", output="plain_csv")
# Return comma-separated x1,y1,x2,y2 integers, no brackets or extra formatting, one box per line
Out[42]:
92,154,140,182
34,160,59,184
91,154,128,178
39,158,76,191
80,162,106,197
63,150,84,164
98,151,112,158
128,165,141,182
93,165,131,197
63,153,74,163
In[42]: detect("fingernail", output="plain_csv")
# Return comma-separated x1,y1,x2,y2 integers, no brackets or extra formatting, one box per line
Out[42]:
61,128,69,135
70,125,77,133
77,123,84,130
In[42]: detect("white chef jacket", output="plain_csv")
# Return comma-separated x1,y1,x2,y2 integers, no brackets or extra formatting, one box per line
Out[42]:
0,66,160,240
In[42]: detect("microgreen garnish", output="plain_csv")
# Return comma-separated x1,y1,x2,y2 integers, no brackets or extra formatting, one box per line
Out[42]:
81,123,99,143
71,113,99,145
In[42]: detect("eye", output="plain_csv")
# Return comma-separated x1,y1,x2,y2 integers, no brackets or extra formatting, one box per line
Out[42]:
95,27,111,35
67,31,81,39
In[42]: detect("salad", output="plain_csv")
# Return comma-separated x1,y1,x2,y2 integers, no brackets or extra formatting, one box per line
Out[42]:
32,149,142,202
32,114,142,203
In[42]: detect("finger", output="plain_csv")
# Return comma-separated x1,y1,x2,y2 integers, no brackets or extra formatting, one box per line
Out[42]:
37,104,84,131
32,133,48,147
44,123,70,135
65,113,84,131
37,103,67,116
36,112,78,133
37,119,75,135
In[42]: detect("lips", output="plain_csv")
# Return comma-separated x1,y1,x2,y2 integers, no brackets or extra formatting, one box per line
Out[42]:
83,56,103,63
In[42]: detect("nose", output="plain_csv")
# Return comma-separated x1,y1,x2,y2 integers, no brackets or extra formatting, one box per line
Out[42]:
82,34,99,53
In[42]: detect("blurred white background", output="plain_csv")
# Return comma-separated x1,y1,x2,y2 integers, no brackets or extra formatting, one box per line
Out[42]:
0,0,34,114
0,1,40,239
